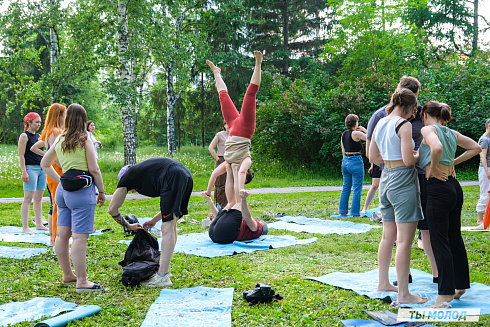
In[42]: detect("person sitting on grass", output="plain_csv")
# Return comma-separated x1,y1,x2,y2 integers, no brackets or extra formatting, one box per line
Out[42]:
202,163,268,244
108,158,193,288
205,50,261,205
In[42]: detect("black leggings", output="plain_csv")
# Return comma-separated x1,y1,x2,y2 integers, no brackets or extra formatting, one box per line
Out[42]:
426,176,470,295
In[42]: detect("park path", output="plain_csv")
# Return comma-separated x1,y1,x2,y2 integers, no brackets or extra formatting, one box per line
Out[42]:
0,181,479,203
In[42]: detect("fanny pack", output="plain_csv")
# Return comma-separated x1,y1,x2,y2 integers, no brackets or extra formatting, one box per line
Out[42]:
60,169,93,192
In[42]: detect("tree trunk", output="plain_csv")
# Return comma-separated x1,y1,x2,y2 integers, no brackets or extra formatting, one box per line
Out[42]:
472,0,479,55
50,0,58,103
200,72,204,147
282,1,289,75
118,0,137,165
165,13,185,155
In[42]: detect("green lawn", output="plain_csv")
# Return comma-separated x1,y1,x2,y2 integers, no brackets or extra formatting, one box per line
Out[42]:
0,187,488,326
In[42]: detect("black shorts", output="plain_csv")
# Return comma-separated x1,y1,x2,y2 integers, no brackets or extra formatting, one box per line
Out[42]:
160,164,193,222
208,209,242,244
369,164,382,179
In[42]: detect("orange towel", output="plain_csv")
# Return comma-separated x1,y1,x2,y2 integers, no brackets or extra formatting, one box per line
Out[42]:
47,163,63,243
484,191,490,230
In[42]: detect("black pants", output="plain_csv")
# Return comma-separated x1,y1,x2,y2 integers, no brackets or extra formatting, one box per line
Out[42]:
426,176,470,295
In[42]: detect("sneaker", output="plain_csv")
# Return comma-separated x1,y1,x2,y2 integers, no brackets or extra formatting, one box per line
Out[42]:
370,211,382,223
140,273,173,288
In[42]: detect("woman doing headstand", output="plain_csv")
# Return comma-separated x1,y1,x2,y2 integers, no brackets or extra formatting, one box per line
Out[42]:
205,51,261,205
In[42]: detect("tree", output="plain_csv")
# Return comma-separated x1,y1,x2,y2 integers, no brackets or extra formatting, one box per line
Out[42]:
246,0,332,75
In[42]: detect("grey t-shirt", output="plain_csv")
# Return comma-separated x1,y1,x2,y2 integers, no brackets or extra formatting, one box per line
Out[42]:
478,135,490,168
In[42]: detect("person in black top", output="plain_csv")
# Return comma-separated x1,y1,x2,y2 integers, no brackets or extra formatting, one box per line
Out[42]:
18,112,48,234
339,114,367,217
108,158,193,288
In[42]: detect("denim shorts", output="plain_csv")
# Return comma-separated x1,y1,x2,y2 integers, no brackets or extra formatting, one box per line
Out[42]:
23,165,47,192
55,184,96,234
379,165,424,223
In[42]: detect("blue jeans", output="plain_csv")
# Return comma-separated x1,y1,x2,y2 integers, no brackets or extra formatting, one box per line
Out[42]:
339,155,365,216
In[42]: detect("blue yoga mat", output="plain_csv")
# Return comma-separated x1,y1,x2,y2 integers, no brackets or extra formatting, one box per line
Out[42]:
0,226,51,246
269,216,380,235
0,297,77,327
331,207,380,219
119,233,317,258
0,245,49,259
341,319,438,327
308,268,490,314
34,304,100,327
141,286,234,327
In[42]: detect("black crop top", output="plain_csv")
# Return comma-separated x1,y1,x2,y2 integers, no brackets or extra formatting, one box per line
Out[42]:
24,131,43,165
342,129,363,153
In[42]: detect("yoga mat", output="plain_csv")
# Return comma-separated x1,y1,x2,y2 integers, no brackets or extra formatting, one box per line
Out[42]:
0,226,51,246
341,319,437,327
269,216,380,235
141,286,234,327
308,268,490,313
0,297,76,327
331,207,381,219
0,245,49,259
34,304,100,327
119,233,317,258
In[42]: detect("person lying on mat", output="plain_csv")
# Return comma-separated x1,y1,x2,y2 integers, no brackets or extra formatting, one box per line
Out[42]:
202,164,267,244
108,158,193,288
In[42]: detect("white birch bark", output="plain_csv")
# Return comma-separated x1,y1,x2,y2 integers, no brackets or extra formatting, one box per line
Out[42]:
50,0,58,103
118,0,137,165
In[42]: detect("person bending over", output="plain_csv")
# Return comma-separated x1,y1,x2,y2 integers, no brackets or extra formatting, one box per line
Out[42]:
108,158,193,288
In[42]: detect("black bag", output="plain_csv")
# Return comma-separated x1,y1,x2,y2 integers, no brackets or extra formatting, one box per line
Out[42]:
243,283,283,304
119,229,160,287
59,169,93,192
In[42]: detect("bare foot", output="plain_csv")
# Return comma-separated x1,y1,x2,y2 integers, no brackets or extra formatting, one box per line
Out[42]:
206,60,221,74
398,293,428,304
63,274,77,285
430,294,454,308
22,228,37,235
454,289,466,299
377,282,398,293
36,225,49,231
253,50,263,64
417,238,424,250
360,210,366,215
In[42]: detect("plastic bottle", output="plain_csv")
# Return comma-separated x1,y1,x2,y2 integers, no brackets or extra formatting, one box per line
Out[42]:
201,214,211,229
216,203,222,211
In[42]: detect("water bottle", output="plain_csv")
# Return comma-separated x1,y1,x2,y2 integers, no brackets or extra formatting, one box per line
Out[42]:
216,203,222,212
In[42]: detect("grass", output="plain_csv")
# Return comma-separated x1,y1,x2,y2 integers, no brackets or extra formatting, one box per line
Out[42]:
0,144,344,198
0,187,489,326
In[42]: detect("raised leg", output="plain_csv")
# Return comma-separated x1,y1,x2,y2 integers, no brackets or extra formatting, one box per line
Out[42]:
206,60,227,93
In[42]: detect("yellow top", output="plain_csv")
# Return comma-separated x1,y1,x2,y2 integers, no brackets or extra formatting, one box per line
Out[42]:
54,135,89,171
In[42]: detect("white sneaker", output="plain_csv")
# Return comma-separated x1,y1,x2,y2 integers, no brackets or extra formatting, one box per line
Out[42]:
370,211,382,223
140,273,173,288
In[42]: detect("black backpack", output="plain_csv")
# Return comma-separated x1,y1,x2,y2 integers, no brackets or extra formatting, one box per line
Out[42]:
243,283,283,304
118,229,160,287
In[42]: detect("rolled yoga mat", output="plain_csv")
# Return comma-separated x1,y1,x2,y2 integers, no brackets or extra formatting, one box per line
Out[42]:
33,304,101,327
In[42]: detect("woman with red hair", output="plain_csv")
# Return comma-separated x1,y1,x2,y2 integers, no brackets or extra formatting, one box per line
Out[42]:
18,112,47,234
31,103,66,245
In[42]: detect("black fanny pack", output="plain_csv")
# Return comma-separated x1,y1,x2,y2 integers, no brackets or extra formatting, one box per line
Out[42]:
60,169,93,192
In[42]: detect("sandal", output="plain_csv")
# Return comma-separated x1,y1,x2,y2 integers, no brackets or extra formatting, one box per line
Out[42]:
76,283,104,293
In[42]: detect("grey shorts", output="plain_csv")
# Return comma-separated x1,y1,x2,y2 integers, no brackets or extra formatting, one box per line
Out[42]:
378,165,424,223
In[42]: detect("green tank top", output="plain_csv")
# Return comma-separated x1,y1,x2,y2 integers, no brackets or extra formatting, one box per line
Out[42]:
419,125,457,169
54,135,89,171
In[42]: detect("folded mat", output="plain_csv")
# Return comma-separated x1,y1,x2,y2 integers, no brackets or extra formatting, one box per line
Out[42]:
119,233,317,258
141,286,234,327
341,319,437,327
0,226,111,246
331,207,380,219
0,297,99,327
307,268,490,314
0,245,49,259
269,216,380,235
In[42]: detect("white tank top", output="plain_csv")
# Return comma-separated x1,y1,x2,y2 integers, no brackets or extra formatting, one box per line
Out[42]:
373,116,414,161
